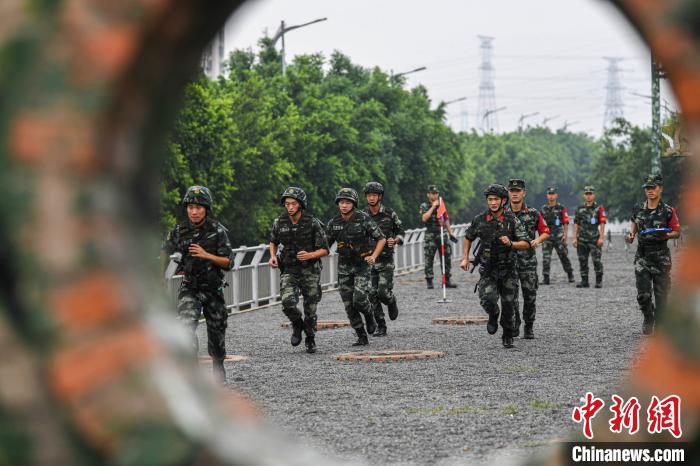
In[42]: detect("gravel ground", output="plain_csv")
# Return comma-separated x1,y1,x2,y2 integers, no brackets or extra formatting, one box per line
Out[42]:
198,240,665,465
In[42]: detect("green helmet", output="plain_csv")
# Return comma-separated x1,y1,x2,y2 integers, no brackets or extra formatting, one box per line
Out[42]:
182,185,213,209
280,186,308,209
335,187,359,206
483,183,509,199
363,182,384,195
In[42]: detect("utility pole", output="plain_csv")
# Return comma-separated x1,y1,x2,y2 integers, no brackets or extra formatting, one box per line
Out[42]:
393,66,427,80
651,54,663,175
603,57,625,130
271,17,327,75
477,36,498,132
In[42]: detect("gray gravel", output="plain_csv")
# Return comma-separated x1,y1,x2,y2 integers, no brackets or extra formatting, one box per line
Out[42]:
198,240,660,465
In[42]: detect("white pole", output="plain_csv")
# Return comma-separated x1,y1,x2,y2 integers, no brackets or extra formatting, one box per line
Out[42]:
439,197,447,301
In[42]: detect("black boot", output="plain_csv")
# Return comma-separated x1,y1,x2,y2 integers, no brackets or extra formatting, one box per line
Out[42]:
305,335,316,353
374,317,387,337
642,314,655,335
290,318,304,347
445,279,458,289
576,277,589,288
542,275,550,285
523,323,534,339
426,278,434,289
594,273,603,288
387,299,399,321
363,309,377,335
212,358,226,383
352,327,369,346
487,313,499,335
513,313,521,338
502,335,514,348
567,271,575,283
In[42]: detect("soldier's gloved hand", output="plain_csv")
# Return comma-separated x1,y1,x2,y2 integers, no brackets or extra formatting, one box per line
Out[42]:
449,234,458,243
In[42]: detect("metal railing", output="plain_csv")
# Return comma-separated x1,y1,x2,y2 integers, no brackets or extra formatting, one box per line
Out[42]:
167,224,468,313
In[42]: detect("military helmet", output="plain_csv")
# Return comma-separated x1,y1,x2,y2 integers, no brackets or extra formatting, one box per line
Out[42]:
335,187,359,206
182,185,213,209
363,181,384,195
483,183,509,199
280,186,308,209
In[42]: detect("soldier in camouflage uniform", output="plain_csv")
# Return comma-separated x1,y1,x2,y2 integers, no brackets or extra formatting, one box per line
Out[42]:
540,186,575,284
573,186,607,288
327,188,386,346
420,185,458,289
363,182,405,336
269,187,329,353
460,184,532,348
625,174,681,335
162,186,235,382
506,179,550,339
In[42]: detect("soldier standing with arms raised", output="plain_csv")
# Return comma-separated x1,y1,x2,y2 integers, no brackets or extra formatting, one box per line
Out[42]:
363,182,404,336
573,186,607,288
420,185,458,289
506,179,550,339
460,184,532,348
540,186,575,284
269,187,329,353
327,188,386,346
625,174,680,335
162,186,234,382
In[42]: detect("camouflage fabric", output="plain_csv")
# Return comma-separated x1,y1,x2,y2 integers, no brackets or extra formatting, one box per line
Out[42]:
631,200,679,318
478,269,519,337
540,203,569,237
574,202,606,243
541,236,573,276
163,218,234,359
423,230,452,280
363,204,405,261
327,210,384,328
280,265,322,334
576,241,603,280
370,261,395,319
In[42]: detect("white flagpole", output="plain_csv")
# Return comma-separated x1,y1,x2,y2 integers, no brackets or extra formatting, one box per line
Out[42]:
437,197,450,303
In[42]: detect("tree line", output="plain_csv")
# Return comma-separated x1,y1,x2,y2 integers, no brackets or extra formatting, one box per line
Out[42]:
160,38,685,246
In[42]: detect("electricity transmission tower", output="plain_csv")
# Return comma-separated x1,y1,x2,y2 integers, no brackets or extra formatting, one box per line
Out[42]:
603,57,625,129
477,36,498,132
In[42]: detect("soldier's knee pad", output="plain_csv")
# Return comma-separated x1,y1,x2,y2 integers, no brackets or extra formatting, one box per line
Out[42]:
281,294,299,309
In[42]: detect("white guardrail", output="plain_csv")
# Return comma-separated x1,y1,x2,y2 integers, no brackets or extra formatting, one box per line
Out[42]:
166,224,468,314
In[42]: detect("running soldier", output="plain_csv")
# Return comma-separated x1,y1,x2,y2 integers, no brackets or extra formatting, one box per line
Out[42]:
506,179,550,339
162,186,234,382
573,186,607,288
625,174,680,335
327,188,386,346
363,182,405,336
420,185,458,289
460,184,532,348
269,187,329,353
540,186,575,284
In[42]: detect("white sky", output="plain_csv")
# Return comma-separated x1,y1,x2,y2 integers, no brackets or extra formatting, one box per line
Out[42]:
224,0,678,137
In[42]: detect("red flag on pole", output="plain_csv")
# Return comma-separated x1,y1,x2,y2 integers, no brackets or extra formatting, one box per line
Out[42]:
437,197,448,224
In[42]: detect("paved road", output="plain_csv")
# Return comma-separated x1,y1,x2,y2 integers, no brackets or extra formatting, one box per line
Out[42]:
202,240,662,465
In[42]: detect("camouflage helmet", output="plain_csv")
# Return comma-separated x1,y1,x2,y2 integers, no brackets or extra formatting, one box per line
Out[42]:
363,181,384,195
483,183,509,200
335,187,359,206
182,185,213,209
280,186,308,209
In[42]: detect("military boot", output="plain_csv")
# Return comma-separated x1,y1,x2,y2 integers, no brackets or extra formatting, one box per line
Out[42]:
542,275,550,285
290,318,304,347
212,358,226,384
523,323,534,339
502,335,514,348
352,327,369,346
576,277,589,288
426,278,434,289
642,314,655,335
594,273,603,288
387,298,399,321
305,336,316,353
363,309,377,335
486,312,499,335
513,312,521,338
445,278,458,288
567,271,575,283
374,317,387,337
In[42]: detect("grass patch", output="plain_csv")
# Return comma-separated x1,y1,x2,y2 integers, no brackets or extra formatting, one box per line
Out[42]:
501,403,518,415
529,399,561,410
447,405,489,415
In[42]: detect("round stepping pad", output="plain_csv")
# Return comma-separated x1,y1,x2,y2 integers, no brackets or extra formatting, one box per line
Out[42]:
335,350,446,362
280,320,351,330
432,316,489,325
198,355,248,362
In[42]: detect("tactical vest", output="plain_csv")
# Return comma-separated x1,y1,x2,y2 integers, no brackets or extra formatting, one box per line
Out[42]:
478,211,518,270
331,211,373,265
176,218,225,289
424,204,441,232
366,206,395,261
276,212,318,267
541,204,565,233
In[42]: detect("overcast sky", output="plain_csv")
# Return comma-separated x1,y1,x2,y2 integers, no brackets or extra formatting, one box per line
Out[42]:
223,0,677,137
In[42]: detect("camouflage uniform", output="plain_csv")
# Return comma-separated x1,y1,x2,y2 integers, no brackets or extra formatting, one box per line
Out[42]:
464,208,530,342
364,204,405,323
163,217,234,362
631,199,680,326
420,201,452,283
540,202,574,279
574,196,607,286
270,211,329,338
506,202,550,334
327,208,385,338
